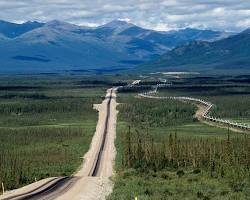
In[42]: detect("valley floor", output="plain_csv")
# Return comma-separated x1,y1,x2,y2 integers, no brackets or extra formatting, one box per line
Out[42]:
108,83,250,200
0,75,107,193
1,74,250,200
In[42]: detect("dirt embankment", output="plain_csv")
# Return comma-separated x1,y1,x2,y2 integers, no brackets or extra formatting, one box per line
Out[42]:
56,88,118,200
193,102,247,134
0,88,118,200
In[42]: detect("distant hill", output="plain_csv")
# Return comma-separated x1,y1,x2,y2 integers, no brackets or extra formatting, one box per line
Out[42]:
140,29,250,73
0,19,234,73
0,20,44,38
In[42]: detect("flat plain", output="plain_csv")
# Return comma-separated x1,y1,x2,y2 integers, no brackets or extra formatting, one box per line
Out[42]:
109,75,250,200
0,75,109,191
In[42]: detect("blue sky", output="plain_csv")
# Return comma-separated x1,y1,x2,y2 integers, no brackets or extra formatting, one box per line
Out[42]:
0,0,250,31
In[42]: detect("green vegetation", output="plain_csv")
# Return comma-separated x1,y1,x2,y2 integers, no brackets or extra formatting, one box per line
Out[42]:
0,75,107,192
120,97,196,128
0,127,94,190
156,85,250,122
109,84,250,200
110,169,250,200
1,73,250,199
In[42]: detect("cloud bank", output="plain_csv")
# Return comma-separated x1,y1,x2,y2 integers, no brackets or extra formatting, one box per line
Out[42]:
0,0,249,31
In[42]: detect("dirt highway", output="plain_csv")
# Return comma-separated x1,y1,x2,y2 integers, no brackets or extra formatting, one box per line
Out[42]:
0,88,118,200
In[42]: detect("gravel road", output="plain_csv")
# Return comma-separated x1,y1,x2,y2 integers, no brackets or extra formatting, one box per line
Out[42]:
0,88,118,200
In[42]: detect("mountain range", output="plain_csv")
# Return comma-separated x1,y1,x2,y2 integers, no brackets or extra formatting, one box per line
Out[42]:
0,19,234,73
141,28,250,73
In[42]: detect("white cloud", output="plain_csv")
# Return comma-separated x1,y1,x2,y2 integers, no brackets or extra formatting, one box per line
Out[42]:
236,19,250,28
153,23,175,31
0,0,249,31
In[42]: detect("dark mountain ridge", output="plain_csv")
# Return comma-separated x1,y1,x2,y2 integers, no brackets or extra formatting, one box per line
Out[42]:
140,29,250,73
0,19,235,73
0,20,44,38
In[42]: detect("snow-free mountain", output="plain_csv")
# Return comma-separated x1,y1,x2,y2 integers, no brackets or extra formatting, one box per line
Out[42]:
0,19,233,73
0,20,44,38
140,28,250,73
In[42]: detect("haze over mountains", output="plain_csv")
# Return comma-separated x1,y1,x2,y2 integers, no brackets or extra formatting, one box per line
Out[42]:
141,28,250,73
0,19,234,73
0,20,44,38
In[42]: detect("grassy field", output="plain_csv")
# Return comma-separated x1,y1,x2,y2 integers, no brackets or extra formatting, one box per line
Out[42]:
109,85,250,200
0,75,108,192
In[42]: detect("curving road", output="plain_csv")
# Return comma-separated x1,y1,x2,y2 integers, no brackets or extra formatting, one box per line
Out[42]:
139,87,250,132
